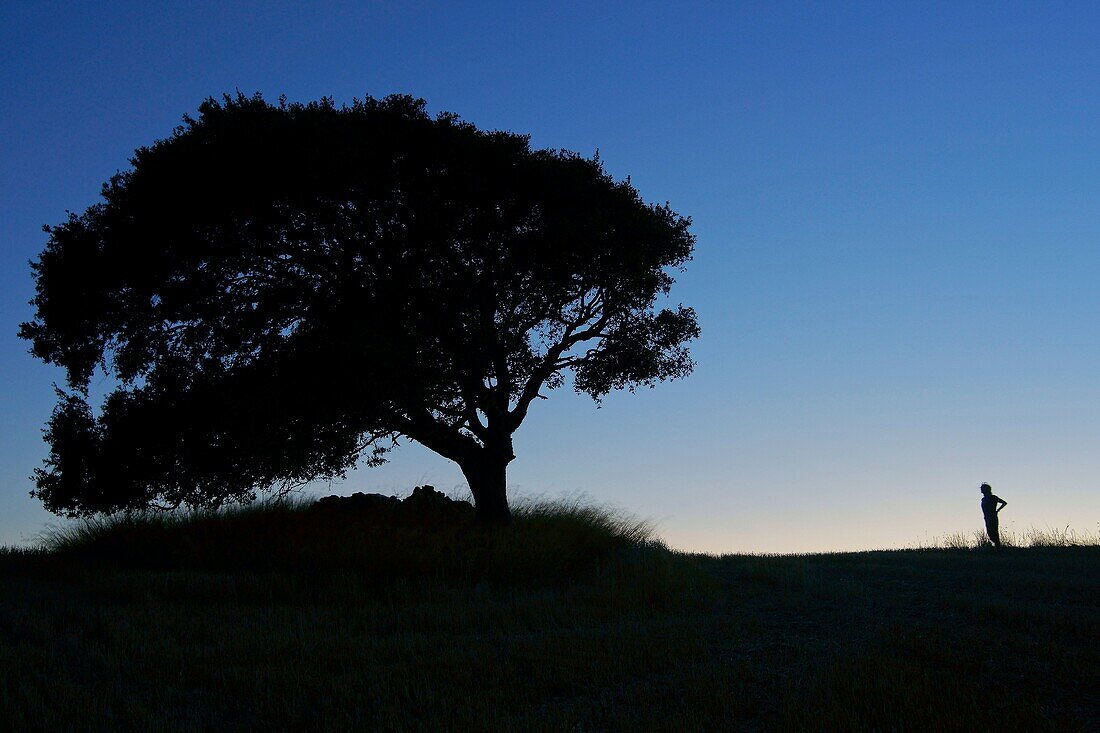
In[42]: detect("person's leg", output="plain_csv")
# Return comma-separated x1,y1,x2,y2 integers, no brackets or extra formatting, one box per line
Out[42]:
986,517,1000,547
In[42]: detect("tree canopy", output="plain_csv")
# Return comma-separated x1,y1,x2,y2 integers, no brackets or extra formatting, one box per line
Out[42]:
21,93,699,522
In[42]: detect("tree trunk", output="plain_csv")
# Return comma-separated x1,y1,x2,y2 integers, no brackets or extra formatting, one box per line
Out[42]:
460,454,512,525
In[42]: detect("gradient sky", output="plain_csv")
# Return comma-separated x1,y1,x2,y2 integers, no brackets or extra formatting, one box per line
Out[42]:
3,2,1100,553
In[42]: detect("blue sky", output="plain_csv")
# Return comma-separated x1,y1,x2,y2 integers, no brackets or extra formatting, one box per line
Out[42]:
3,1,1099,551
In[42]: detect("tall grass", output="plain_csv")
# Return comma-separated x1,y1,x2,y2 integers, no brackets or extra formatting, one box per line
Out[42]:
36,494,657,587
923,524,1100,550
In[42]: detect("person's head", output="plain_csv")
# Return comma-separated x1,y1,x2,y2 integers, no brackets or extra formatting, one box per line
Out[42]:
980,483,992,495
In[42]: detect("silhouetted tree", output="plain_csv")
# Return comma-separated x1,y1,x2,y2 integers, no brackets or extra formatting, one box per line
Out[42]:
20,93,698,523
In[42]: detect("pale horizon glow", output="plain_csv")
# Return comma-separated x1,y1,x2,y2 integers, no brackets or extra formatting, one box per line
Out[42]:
3,2,1100,552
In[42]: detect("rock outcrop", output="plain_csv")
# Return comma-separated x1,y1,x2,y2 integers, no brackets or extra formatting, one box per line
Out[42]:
310,485,474,524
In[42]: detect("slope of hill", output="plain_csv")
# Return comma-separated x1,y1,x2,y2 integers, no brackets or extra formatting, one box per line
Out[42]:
1,503,1096,731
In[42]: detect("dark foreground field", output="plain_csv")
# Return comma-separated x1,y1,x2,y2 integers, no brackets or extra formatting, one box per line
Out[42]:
1,504,1097,732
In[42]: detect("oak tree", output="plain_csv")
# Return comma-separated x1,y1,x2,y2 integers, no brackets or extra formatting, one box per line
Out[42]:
21,93,699,523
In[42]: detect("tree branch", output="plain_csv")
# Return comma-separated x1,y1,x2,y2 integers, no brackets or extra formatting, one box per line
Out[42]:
506,299,616,431
390,407,481,462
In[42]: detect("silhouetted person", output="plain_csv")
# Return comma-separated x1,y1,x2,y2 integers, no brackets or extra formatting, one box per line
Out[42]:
980,483,1007,547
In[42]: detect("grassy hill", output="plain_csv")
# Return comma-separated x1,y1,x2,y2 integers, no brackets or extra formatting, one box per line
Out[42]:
1,501,1097,731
